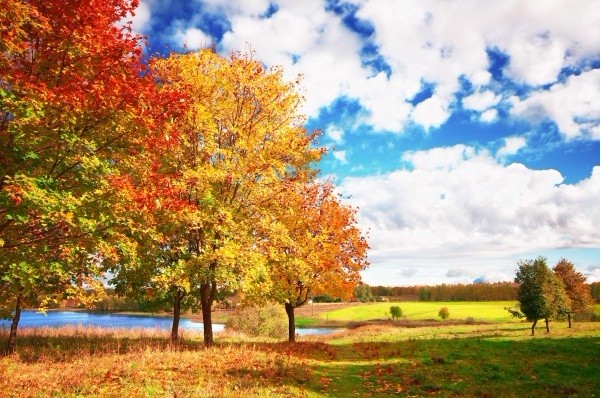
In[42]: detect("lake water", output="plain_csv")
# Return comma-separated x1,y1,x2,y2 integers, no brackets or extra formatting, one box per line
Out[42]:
0,310,338,336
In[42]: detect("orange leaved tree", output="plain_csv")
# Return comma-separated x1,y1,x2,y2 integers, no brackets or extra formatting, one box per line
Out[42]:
261,179,369,342
553,259,592,328
0,0,156,353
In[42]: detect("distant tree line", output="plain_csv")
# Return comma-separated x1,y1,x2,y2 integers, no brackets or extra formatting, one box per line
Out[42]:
357,282,519,302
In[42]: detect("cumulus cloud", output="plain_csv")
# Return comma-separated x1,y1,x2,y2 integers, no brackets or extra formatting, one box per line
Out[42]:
480,109,498,123
153,0,600,136
173,27,213,50
510,69,600,140
463,90,501,112
340,145,599,283
497,136,527,158
325,125,344,144
332,150,348,164
131,1,151,33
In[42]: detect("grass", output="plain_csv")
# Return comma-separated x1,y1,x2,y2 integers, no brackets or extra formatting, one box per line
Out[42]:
319,300,520,323
1,319,598,397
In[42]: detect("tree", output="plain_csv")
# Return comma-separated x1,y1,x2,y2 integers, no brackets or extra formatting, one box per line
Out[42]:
0,0,155,353
515,257,570,335
111,49,322,347
553,259,592,328
260,179,369,342
389,306,402,320
438,307,450,320
354,284,374,303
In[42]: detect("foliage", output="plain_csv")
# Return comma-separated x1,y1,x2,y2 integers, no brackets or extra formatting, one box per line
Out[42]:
108,49,325,346
354,284,375,303
438,307,450,320
389,306,402,320
369,282,518,301
255,178,368,341
0,0,157,351
590,282,600,303
515,257,570,334
225,304,288,339
312,295,342,303
553,259,592,315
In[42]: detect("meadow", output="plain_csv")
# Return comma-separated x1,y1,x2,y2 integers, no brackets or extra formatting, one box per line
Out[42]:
1,302,599,397
308,301,519,324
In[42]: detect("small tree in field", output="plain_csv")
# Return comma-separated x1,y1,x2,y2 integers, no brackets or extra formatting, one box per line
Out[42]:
389,306,402,320
516,257,570,335
438,307,450,320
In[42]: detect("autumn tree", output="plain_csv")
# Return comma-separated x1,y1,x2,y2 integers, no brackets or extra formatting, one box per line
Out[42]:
0,0,157,353
553,259,592,328
515,257,570,335
260,179,369,342
110,49,322,347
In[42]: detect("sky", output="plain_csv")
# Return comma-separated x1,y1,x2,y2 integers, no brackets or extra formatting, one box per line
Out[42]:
129,0,600,286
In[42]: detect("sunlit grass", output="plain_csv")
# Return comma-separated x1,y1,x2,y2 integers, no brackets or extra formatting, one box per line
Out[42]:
1,321,598,397
320,300,519,322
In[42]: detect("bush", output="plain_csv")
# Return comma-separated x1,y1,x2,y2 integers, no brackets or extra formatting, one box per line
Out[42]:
225,304,288,338
312,295,342,303
389,306,402,320
438,307,450,320
573,309,600,322
465,316,475,324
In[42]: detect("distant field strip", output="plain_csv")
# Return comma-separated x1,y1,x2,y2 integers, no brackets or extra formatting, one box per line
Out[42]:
320,301,519,322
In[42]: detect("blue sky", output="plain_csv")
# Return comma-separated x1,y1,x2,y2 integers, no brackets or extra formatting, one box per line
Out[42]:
130,0,600,286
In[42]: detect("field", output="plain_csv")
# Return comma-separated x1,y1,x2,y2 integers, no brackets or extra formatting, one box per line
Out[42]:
310,301,519,323
1,302,599,397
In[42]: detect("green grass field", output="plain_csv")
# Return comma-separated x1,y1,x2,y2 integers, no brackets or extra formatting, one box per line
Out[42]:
2,301,599,397
1,320,598,397
319,301,519,322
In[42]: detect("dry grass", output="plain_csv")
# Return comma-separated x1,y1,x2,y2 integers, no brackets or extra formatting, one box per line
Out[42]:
1,322,598,397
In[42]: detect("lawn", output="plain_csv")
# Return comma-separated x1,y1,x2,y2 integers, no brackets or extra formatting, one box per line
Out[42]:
1,320,598,397
318,300,519,322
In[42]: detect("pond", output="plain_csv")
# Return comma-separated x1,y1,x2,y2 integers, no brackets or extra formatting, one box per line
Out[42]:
0,310,339,336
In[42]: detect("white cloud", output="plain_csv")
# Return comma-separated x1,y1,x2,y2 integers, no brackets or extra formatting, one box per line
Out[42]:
480,109,498,123
325,126,344,144
510,69,600,140
497,136,527,158
341,146,599,284
332,150,348,164
139,0,599,137
173,27,212,50
463,90,501,112
410,95,451,130
158,0,599,137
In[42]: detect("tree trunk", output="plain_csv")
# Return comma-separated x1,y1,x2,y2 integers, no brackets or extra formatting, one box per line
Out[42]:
545,318,549,333
531,319,537,336
285,302,296,343
170,289,184,345
7,290,23,354
567,313,572,328
200,281,214,347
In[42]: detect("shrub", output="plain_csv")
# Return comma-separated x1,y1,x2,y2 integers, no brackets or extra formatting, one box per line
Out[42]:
465,316,475,324
438,307,450,320
573,309,600,322
389,306,402,320
225,304,288,338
